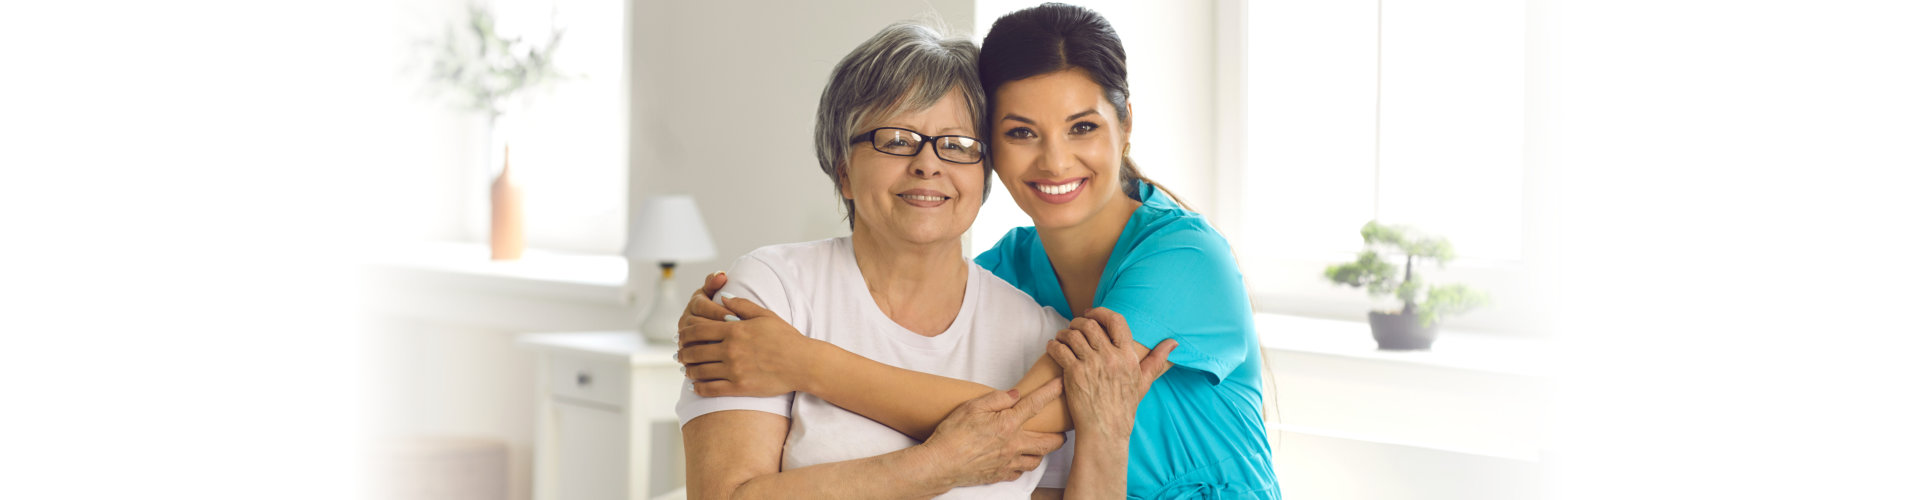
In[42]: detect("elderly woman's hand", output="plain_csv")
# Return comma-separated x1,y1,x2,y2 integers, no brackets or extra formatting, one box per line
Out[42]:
918,380,1068,488
676,291,821,398
1047,307,1177,438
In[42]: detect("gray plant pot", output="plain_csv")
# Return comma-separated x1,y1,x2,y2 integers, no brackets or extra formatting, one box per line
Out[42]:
1368,311,1438,350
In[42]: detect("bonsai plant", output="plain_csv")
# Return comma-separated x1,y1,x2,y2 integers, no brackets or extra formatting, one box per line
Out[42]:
1324,221,1491,350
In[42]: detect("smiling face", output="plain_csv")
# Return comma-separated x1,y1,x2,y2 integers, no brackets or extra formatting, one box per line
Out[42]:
840,86,986,247
990,68,1133,230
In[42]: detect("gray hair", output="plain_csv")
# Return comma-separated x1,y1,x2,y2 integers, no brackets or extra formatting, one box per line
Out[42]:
814,22,991,229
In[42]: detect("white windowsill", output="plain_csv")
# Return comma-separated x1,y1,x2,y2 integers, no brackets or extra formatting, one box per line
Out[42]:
363,241,630,305
1256,313,1554,378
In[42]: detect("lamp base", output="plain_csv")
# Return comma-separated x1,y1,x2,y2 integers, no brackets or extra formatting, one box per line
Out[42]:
639,263,681,345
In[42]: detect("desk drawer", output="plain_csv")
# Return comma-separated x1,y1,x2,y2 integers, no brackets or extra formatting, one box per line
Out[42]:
548,352,628,409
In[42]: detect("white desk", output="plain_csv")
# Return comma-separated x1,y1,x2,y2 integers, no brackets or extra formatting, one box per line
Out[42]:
520,331,686,500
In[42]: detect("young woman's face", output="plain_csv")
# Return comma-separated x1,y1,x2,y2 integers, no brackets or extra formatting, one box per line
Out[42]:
841,87,986,246
990,68,1132,230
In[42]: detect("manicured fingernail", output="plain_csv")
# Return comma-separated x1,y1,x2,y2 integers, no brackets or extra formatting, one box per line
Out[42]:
717,291,737,302
724,314,741,322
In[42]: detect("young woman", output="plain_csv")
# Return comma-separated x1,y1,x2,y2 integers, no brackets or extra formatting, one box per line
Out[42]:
680,4,1279,498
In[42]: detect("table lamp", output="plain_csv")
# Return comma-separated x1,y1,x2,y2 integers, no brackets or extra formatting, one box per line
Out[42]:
625,195,717,344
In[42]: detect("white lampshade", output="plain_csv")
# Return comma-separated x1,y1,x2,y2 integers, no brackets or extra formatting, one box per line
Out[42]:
625,195,717,263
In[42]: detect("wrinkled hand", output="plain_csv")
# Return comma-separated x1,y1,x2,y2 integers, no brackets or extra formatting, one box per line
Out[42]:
922,379,1068,488
675,276,818,398
1047,307,1176,438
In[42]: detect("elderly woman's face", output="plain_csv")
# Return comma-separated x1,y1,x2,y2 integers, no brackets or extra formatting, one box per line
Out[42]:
840,87,985,246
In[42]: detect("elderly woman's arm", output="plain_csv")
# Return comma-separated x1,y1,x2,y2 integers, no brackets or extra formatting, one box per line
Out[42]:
685,383,1067,500
685,410,949,500
1047,309,1174,500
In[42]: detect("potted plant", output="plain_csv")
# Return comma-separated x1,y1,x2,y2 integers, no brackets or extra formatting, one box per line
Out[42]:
415,4,566,260
1324,221,1491,350
418,4,565,125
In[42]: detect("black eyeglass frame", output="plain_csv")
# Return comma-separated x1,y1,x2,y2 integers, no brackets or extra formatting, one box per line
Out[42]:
849,127,987,164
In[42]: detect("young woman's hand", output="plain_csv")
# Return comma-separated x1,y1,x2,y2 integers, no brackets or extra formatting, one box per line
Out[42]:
676,285,822,398
1047,307,1177,438
676,271,732,332
917,379,1068,488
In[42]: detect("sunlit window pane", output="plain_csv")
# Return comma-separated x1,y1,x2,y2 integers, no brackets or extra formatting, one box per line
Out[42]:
461,0,628,254
1242,0,1524,263
1243,0,1379,259
1376,0,1525,262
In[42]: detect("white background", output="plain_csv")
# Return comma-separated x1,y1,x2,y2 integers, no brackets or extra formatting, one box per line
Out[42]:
3,1,1918,499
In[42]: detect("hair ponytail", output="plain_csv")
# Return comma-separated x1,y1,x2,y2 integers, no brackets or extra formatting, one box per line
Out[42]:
1120,153,1192,210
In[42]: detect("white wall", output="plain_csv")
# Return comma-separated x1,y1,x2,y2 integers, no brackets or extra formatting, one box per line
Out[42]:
625,0,976,286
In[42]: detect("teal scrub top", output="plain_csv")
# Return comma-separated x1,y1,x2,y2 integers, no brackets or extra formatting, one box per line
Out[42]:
976,181,1280,499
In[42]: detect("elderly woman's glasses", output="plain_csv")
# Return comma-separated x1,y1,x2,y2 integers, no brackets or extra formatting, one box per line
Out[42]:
851,127,985,164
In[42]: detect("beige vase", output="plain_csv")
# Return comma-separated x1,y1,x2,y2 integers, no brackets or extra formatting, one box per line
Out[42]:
490,144,524,261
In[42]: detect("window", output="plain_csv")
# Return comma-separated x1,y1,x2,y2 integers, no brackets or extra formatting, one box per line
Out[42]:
452,0,629,254
1230,0,1540,332
962,0,1544,332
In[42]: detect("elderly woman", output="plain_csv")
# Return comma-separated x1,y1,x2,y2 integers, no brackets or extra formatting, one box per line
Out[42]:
674,22,1081,499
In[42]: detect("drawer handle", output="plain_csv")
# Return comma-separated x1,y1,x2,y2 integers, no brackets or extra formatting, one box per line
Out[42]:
575,371,593,387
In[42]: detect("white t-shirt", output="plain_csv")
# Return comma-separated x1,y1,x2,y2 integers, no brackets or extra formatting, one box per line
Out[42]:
675,237,1073,497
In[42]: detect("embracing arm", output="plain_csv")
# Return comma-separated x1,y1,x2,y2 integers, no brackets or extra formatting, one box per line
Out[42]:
684,380,1067,499
785,319,1162,442
676,272,1070,440
802,338,1070,440
791,331,1152,440
677,272,1169,498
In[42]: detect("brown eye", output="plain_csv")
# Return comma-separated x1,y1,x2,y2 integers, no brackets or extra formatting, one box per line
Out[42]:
1070,122,1100,134
1004,127,1037,140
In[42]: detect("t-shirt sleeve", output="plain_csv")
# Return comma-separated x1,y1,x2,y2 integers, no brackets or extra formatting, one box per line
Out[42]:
1096,221,1255,385
674,253,798,426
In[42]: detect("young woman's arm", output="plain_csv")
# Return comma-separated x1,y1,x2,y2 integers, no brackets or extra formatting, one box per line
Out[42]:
671,270,1057,439
683,383,1067,499
677,286,1068,440
675,273,1172,442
